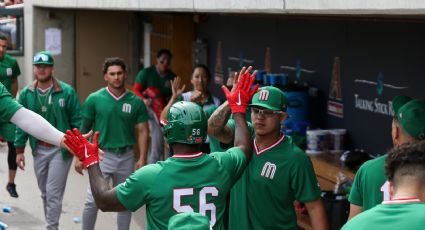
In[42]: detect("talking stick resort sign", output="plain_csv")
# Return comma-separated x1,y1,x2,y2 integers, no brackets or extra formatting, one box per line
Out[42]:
354,72,408,116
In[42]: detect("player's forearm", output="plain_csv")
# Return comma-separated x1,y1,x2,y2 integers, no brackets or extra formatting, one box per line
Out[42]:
87,164,127,212
160,96,177,122
233,113,252,160
11,108,64,147
348,204,362,220
305,199,328,230
207,101,233,144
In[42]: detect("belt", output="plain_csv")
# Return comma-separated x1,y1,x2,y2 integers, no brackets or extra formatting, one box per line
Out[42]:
38,140,55,148
103,146,132,154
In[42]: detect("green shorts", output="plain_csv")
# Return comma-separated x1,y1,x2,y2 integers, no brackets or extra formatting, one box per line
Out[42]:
0,122,16,141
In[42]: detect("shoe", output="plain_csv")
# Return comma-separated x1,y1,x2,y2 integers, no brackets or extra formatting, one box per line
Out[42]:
6,183,18,198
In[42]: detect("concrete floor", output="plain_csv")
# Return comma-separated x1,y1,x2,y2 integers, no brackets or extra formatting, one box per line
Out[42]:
0,143,147,230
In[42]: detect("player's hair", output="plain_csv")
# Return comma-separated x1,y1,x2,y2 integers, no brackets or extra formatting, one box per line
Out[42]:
102,57,127,74
385,141,425,187
0,33,9,41
192,64,211,80
156,48,172,59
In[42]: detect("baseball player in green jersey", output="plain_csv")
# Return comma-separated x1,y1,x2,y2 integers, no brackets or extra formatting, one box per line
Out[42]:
133,48,176,101
208,83,328,229
63,68,258,230
343,141,425,230
133,49,176,164
0,34,21,197
0,82,73,151
348,96,425,220
14,51,81,230
77,57,150,230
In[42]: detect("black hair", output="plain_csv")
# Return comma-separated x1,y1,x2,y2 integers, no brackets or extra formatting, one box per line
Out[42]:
0,33,9,41
102,57,127,74
192,64,211,80
385,141,425,186
156,49,172,59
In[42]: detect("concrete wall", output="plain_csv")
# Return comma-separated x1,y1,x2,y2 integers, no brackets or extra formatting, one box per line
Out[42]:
31,0,425,14
32,7,75,86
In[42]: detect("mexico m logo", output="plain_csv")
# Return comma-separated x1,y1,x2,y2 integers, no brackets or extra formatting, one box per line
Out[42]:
122,103,132,113
261,162,276,179
258,90,270,101
58,98,65,107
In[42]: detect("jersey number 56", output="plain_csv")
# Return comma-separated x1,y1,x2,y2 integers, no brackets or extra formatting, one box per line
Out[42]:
173,187,218,227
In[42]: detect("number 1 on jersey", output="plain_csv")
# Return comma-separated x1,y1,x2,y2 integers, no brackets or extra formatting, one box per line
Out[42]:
173,187,219,227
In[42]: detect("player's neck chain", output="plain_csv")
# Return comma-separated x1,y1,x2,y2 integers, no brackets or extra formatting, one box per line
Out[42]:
37,87,52,113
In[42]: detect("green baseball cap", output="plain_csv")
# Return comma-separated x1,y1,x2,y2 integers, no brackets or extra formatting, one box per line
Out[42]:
392,95,413,116
250,86,287,111
33,51,54,66
168,212,210,230
396,99,425,140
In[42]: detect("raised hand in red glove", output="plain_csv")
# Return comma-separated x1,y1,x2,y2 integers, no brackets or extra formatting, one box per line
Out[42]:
222,66,259,114
64,128,100,168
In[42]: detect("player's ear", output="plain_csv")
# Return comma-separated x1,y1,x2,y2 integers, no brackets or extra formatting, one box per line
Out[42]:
391,119,400,145
279,112,288,122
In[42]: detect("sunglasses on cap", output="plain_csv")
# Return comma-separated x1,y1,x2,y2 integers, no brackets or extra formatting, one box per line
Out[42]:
251,107,284,118
33,53,50,62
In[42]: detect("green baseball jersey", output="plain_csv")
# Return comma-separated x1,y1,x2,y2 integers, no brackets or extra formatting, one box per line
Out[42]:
227,121,321,230
0,82,21,123
81,87,149,149
15,79,81,159
342,200,425,230
0,122,15,141
0,54,20,92
135,65,176,98
116,147,247,230
349,154,388,211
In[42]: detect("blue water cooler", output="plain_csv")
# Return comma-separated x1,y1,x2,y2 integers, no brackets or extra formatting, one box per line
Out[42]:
283,85,309,124
281,83,311,148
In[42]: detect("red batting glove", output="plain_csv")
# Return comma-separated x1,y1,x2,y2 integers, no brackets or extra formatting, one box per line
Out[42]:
64,128,100,168
222,71,259,114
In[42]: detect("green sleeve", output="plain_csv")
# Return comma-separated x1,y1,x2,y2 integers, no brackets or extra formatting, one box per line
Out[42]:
291,152,321,203
81,95,95,121
0,84,21,122
136,99,149,124
210,147,247,183
116,164,161,211
348,165,364,206
12,59,21,78
135,69,147,85
80,96,95,134
14,91,29,148
67,87,81,129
